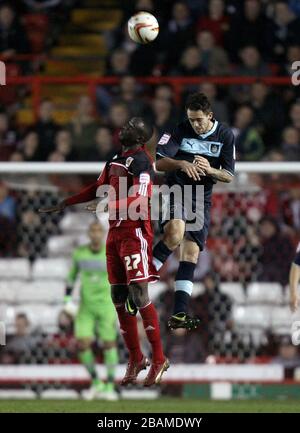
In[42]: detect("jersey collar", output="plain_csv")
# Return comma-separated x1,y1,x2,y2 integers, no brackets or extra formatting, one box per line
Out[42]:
199,120,218,139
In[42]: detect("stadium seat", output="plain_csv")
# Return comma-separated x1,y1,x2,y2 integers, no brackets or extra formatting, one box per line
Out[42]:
232,305,272,329
47,235,77,257
59,212,96,233
191,283,205,297
15,280,65,304
246,283,283,304
32,259,70,280
14,304,61,331
220,283,245,304
149,282,167,300
270,306,300,330
0,259,31,279
0,280,25,303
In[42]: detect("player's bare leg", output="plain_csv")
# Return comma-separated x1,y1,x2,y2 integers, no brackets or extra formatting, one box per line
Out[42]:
111,284,149,385
129,282,169,386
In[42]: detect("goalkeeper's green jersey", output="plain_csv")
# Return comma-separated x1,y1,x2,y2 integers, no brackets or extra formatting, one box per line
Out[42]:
67,244,110,307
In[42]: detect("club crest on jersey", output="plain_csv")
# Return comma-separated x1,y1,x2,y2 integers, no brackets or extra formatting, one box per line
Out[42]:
210,143,219,154
125,157,134,168
158,133,171,145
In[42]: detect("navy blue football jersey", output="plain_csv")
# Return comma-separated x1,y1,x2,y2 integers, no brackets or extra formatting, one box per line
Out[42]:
156,119,235,202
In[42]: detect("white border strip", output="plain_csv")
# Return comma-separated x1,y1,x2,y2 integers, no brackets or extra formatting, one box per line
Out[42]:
0,364,283,381
1,162,300,174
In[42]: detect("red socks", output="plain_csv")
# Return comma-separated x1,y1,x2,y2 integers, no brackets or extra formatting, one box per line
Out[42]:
115,303,143,362
115,302,165,364
139,302,165,364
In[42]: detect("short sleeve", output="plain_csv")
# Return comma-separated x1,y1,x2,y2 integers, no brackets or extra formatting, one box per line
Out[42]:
156,127,181,160
219,128,235,176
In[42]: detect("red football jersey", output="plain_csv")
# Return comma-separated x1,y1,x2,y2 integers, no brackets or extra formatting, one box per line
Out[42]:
65,146,155,231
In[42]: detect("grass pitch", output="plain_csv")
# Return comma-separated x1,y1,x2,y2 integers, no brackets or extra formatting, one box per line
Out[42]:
0,398,299,413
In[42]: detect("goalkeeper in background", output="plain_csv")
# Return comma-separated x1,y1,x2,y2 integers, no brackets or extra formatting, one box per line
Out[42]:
65,221,119,400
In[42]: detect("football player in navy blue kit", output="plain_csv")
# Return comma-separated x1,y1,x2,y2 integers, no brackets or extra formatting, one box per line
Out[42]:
153,92,235,330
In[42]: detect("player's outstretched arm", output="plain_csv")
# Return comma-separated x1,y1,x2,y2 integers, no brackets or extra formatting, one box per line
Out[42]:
38,200,66,213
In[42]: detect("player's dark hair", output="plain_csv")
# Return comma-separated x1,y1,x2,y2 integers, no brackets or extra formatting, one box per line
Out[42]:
185,93,212,114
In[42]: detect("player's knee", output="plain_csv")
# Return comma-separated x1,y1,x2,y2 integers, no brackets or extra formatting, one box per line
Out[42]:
182,240,200,263
129,283,149,308
78,338,92,351
110,284,128,305
164,220,185,250
103,341,116,350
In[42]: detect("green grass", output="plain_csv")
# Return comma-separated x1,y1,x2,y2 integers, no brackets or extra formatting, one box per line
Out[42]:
0,399,299,413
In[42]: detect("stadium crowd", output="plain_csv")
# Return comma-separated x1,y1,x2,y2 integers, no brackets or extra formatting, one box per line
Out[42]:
0,0,300,162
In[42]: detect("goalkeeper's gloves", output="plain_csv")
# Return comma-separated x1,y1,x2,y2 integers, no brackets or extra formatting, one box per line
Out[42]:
63,295,78,317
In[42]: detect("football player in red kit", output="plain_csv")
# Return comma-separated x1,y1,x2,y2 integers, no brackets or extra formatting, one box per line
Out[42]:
39,118,169,386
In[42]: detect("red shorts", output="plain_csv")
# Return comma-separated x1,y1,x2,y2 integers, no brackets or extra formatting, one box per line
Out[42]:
106,225,159,285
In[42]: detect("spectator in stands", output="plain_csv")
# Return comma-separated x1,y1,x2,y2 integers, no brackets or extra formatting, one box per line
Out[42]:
0,112,17,160
237,45,272,77
0,3,29,56
196,0,229,47
226,0,273,61
9,151,24,162
160,1,195,70
192,272,232,353
196,30,231,76
171,46,205,77
279,45,300,77
258,216,294,286
250,81,285,150
118,76,151,118
289,102,300,132
0,181,16,221
51,129,77,162
68,95,98,161
231,46,272,104
48,151,64,162
20,131,40,162
165,327,206,363
108,101,130,148
0,181,16,254
271,335,300,369
232,105,265,161
87,126,114,162
198,82,229,123
281,126,300,161
18,210,45,260
150,97,177,136
106,48,131,76
271,1,300,63
34,99,59,161
154,84,176,104
0,313,41,364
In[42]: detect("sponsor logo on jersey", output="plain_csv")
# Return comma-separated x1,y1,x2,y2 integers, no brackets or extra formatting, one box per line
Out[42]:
158,133,171,145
